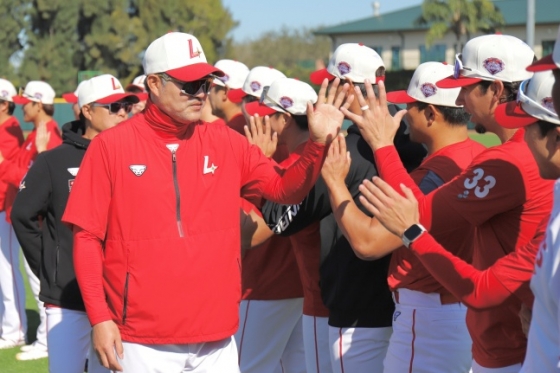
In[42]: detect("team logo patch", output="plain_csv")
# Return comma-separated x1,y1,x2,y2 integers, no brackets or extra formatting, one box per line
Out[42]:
129,165,147,176
166,143,179,153
218,74,230,84
250,81,261,92
67,167,79,177
542,97,556,113
68,179,75,191
34,92,43,100
337,61,351,75
1,90,8,98
420,83,438,98
483,58,505,75
279,96,294,109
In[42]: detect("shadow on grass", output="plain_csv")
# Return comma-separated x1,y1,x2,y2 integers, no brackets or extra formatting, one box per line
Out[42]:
25,309,40,344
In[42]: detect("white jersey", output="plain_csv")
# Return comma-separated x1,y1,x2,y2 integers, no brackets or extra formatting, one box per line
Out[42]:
521,179,560,373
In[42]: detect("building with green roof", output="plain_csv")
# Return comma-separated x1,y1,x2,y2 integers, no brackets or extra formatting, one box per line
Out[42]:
315,0,560,70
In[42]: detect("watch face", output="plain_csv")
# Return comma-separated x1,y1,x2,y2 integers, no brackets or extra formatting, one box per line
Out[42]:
404,224,424,241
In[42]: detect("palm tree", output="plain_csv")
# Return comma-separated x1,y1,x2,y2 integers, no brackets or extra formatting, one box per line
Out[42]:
417,0,505,53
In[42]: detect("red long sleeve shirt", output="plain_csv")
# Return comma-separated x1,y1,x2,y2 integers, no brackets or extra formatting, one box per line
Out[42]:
0,116,24,211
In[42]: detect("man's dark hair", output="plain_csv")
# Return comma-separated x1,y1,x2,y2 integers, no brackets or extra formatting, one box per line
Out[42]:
415,101,471,126
536,119,559,137
126,86,144,94
0,100,15,115
478,80,522,104
42,103,55,116
292,114,309,131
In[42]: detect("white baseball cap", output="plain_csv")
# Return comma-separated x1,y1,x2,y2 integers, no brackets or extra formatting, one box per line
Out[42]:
244,78,318,117
495,71,559,128
438,34,534,88
143,32,224,82
387,62,461,108
213,60,250,103
527,25,560,72
126,75,147,91
78,74,139,108
13,81,56,105
310,43,385,85
229,66,287,103
62,80,88,104
0,79,17,102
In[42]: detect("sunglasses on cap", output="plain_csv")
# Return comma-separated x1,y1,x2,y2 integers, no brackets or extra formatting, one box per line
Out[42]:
91,102,133,114
516,79,558,118
162,74,214,96
258,86,288,113
453,53,474,79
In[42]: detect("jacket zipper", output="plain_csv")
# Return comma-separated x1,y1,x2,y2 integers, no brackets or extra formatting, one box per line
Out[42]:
122,272,130,325
171,149,185,237
54,246,60,285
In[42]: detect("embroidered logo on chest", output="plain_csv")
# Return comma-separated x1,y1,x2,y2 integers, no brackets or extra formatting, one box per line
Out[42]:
129,165,147,177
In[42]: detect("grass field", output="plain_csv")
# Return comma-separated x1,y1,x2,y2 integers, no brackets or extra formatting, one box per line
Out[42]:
469,131,501,147
0,256,48,373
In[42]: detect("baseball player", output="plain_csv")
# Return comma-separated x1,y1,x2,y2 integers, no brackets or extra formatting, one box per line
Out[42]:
61,32,343,372
208,59,250,132
249,43,426,373
352,34,553,372
321,61,485,372
242,77,333,373
234,67,307,373
125,75,149,115
0,81,62,358
11,74,138,371
62,81,89,120
0,79,24,350
518,26,560,373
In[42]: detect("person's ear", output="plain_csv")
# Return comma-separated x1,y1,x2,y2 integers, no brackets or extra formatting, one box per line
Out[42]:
424,104,437,126
490,80,506,104
146,74,162,97
82,105,94,122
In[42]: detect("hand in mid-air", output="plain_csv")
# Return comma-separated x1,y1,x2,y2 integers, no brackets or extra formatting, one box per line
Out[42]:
35,121,51,153
244,114,278,158
358,176,419,237
321,133,351,189
308,78,349,145
341,80,404,152
92,320,124,372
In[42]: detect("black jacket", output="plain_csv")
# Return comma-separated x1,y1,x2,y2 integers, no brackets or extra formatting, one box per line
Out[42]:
262,111,426,328
12,120,90,311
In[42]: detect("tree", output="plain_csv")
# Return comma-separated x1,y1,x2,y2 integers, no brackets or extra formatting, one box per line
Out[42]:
417,0,505,53
226,27,331,84
0,0,27,86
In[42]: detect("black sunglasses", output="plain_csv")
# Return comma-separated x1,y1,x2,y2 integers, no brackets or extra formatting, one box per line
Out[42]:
91,102,133,114
163,74,214,96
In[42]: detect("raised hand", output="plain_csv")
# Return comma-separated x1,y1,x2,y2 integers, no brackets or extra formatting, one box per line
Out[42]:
244,114,278,158
321,133,351,188
35,121,51,153
358,176,419,237
308,78,349,144
340,80,404,151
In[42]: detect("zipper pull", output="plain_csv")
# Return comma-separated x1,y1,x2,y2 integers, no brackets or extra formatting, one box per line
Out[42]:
172,151,176,162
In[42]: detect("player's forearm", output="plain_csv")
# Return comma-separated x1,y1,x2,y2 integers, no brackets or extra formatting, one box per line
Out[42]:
73,226,112,326
374,145,424,200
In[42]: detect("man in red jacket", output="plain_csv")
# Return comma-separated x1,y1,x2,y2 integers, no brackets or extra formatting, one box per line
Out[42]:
62,32,345,372
0,80,61,355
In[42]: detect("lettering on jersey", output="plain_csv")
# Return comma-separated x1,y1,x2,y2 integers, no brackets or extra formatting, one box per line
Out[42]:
26,142,33,151
188,39,201,59
203,156,218,175
19,181,26,191
68,179,75,191
129,165,147,177
393,311,401,322
67,167,79,177
270,203,301,234
461,168,496,199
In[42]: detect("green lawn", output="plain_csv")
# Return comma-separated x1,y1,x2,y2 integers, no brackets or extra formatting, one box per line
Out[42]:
469,131,501,147
0,255,48,373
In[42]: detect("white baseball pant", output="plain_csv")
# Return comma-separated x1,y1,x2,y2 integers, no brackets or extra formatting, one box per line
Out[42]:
235,298,305,373
0,213,26,343
24,258,47,349
329,325,392,373
46,307,109,373
383,288,472,373
116,337,240,373
470,360,522,373
302,315,333,373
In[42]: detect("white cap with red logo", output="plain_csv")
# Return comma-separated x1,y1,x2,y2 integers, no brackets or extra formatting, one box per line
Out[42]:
78,74,139,108
143,32,224,82
213,59,250,90
244,78,318,117
310,43,385,85
386,62,462,108
13,81,56,105
0,79,17,102
228,66,286,104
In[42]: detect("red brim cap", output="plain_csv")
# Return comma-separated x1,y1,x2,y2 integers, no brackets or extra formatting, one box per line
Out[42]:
136,92,149,101
386,90,416,104
526,55,558,72
166,63,225,81
62,93,78,104
310,68,335,85
95,93,140,104
227,88,247,104
494,101,538,129
436,75,482,88
12,96,33,105
244,101,279,117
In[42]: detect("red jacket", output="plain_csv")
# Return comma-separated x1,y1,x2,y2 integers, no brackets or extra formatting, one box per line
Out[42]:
0,116,24,212
62,103,325,344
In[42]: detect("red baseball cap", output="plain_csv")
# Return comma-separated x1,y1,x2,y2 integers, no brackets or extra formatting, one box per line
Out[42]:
527,26,560,72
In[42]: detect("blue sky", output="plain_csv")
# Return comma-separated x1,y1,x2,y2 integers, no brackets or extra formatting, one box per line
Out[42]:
223,0,423,42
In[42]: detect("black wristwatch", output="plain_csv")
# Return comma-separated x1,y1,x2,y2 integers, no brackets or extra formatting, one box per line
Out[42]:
402,224,426,248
